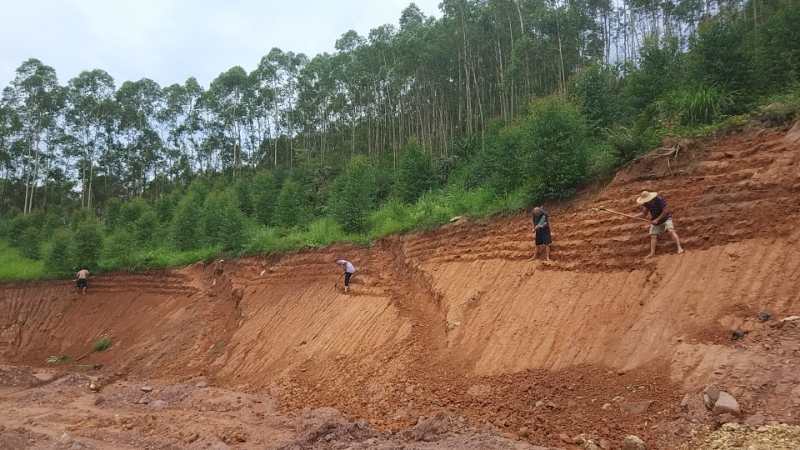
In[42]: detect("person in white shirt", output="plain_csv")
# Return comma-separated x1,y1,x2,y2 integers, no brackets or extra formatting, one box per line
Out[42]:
335,259,357,293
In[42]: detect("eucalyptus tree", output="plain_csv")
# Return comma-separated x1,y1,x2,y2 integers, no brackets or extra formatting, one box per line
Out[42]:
1,59,64,214
115,78,165,196
64,69,116,209
206,66,251,175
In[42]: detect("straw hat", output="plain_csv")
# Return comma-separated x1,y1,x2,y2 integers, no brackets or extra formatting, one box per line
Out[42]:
636,190,658,205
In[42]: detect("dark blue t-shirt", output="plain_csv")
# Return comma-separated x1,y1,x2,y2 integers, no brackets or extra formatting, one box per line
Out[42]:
645,196,671,224
533,210,549,229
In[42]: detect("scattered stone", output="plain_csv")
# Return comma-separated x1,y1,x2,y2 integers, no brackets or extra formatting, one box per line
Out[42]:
583,441,601,450
195,380,208,388
622,400,654,415
150,400,168,410
184,433,199,444
598,438,612,450
781,315,800,322
88,382,100,392
622,434,646,450
713,391,741,416
744,414,767,427
732,330,747,341
703,385,721,410
601,403,612,410
140,385,153,393
757,311,772,322
680,394,690,410
535,400,544,408
546,401,557,409
94,396,105,406
518,426,529,438
559,433,573,444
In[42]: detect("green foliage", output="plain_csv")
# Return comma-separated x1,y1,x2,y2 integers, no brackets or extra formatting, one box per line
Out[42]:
754,2,800,92
570,65,624,129
394,140,434,203
102,230,137,269
202,190,245,251
523,98,590,200
606,125,660,163
275,178,309,228
133,208,158,247
328,156,377,232
44,230,73,276
234,179,254,216
72,222,103,269
7,214,42,259
92,337,112,352
668,85,733,126
624,37,684,111
0,240,46,280
688,15,751,102
171,193,202,250
252,172,280,225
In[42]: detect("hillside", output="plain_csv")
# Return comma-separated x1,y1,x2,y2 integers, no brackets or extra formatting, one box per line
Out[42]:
0,122,799,449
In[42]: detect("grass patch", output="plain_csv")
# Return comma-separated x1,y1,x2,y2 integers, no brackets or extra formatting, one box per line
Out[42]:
92,337,112,352
0,240,47,280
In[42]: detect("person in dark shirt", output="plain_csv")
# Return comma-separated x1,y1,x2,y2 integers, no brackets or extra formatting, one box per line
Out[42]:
636,191,684,258
531,206,552,261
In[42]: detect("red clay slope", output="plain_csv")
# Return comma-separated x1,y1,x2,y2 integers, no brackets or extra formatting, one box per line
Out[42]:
1,122,799,448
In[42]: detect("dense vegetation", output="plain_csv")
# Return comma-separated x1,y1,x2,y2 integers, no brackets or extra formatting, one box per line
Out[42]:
1,0,798,279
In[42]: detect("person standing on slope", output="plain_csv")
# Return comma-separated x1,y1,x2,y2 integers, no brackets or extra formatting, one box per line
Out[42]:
637,191,684,258
531,206,552,261
75,267,90,295
335,258,357,293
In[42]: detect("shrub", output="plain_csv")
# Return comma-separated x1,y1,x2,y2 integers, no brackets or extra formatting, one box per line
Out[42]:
72,222,103,269
251,172,280,225
103,230,137,269
132,208,158,247
7,214,42,259
623,37,684,112
394,140,434,203
570,64,624,130
522,98,591,200
688,15,752,104
93,337,112,352
171,194,203,251
328,156,377,233
668,85,733,126
234,178,254,216
202,190,245,251
275,179,309,228
606,125,660,163
44,230,73,275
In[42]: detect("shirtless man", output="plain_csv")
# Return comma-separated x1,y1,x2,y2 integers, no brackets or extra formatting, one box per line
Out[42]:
75,267,90,295
335,259,357,293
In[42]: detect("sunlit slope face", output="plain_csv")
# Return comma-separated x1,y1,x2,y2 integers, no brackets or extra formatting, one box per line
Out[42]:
0,125,798,392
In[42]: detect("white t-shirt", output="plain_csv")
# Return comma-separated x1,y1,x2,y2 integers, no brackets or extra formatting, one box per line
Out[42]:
336,260,356,273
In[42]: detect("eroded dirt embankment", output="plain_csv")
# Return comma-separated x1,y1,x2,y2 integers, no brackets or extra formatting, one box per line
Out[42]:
1,123,799,449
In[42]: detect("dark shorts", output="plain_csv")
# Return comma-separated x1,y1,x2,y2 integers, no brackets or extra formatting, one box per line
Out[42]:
76,279,88,289
535,228,552,246
344,272,353,286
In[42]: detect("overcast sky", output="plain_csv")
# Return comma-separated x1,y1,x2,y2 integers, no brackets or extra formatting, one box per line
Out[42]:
0,0,441,89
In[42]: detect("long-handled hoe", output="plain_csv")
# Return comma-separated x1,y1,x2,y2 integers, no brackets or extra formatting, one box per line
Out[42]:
591,207,650,222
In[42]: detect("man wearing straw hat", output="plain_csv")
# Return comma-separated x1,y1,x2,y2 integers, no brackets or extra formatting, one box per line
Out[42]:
637,191,684,258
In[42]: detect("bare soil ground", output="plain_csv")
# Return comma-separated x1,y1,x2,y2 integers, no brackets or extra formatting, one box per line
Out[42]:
1,122,799,449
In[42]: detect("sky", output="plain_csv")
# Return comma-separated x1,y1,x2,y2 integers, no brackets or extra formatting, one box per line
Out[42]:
0,0,441,89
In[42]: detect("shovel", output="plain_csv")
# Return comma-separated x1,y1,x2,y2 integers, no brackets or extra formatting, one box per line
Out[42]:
592,207,650,223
